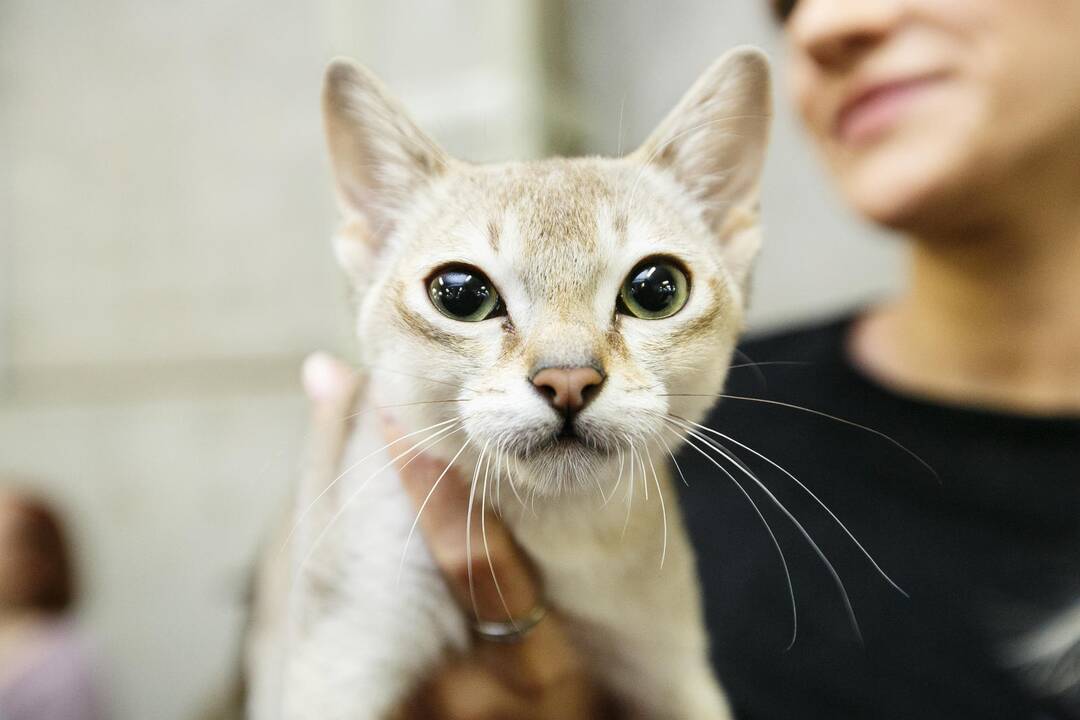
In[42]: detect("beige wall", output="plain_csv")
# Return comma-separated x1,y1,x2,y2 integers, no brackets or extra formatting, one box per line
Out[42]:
0,2,901,718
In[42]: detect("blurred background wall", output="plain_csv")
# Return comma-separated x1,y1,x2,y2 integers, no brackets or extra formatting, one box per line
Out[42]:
0,1,900,717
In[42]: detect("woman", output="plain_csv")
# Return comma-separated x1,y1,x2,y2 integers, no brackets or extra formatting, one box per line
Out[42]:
678,2,1080,718
0,491,104,720
302,0,1080,716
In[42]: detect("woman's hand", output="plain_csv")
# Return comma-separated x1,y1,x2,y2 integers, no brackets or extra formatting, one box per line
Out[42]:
302,353,614,719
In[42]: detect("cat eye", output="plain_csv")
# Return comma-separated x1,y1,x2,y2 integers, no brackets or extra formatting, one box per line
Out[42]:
427,265,505,322
617,257,690,320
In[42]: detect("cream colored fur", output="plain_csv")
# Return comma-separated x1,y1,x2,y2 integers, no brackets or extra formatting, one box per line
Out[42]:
249,47,772,719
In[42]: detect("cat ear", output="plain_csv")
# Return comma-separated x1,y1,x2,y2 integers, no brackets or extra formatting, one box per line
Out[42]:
322,59,450,276
634,47,772,295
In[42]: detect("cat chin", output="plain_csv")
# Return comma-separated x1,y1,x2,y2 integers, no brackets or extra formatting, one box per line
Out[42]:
502,436,615,493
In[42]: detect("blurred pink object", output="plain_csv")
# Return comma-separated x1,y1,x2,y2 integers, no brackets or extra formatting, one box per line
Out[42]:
0,616,103,720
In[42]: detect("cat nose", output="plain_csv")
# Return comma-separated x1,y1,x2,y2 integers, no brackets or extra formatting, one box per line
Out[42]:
531,366,605,416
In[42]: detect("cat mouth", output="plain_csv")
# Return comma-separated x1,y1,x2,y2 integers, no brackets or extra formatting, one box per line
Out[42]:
558,421,582,441
500,418,615,461
532,424,609,456
535,431,586,452
554,434,586,449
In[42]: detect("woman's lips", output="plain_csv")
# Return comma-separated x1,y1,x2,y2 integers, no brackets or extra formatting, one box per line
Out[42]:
834,74,946,145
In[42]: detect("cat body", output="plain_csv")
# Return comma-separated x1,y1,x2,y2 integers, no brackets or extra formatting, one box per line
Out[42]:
279,406,726,719
249,48,772,719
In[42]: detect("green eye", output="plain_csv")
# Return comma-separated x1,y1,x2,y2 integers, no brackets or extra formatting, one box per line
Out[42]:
618,257,690,320
428,265,504,322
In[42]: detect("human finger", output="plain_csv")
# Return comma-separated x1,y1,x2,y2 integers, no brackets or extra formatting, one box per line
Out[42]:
301,352,360,488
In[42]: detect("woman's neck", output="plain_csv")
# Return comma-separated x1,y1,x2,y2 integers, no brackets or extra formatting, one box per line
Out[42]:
852,209,1080,415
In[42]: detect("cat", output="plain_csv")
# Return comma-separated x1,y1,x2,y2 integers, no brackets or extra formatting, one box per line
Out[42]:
249,46,772,719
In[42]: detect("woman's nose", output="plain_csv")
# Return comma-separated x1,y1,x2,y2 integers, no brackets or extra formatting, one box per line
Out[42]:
790,0,903,69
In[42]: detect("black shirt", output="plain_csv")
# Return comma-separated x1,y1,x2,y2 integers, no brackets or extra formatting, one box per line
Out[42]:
678,313,1080,720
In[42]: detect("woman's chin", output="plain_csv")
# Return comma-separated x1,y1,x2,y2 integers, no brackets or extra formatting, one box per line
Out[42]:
833,113,992,235
840,153,978,235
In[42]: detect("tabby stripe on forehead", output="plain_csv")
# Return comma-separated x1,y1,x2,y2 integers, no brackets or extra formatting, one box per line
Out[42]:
487,219,500,253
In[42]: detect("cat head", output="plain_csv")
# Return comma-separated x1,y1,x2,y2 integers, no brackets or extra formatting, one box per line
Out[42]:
322,49,771,495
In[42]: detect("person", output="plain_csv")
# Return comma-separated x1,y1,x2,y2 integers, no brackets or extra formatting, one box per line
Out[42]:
0,490,104,720
301,0,1080,716
675,2,1079,718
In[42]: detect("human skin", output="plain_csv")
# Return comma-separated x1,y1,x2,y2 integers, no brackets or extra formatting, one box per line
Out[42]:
782,0,1080,413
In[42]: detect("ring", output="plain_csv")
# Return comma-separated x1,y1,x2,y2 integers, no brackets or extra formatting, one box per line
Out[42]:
471,604,548,644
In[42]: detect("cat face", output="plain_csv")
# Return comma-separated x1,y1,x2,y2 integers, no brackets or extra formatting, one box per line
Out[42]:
323,50,771,495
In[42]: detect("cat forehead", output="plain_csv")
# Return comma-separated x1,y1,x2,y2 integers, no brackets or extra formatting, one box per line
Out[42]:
454,157,618,246
424,157,702,262
397,157,708,308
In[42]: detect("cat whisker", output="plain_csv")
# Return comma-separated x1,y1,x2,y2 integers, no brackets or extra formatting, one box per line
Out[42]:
730,348,769,390
527,473,540,517
589,455,609,505
271,402,464,502
284,417,460,554
342,397,469,423
480,445,516,625
638,443,650,503
506,450,527,511
397,434,474,584
492,437,505,518
621,435,637,540
465,440,489,621
482,442,496,515
297,422,464,586
727,360,814,371
671,413,908,597
603,442,627,508
642,442,668,568
659,392,937,479
662,414,864,644
647,425,690,488
350,362,483,395
665,422,799,650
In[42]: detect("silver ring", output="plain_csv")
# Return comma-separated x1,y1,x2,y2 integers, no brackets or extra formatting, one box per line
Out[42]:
472,604,548,644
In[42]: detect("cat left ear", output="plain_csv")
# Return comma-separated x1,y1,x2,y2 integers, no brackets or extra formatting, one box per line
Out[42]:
322,59,450,274
634,47,772,295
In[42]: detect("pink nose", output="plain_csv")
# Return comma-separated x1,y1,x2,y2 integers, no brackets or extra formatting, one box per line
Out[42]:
531,366,605,416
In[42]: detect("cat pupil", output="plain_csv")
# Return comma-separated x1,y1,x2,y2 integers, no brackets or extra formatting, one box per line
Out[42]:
628,264,678,312
430,270,491,317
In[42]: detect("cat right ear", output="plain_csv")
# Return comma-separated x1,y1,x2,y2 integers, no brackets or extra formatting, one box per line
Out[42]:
322,59,450,276
633,47,772,301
